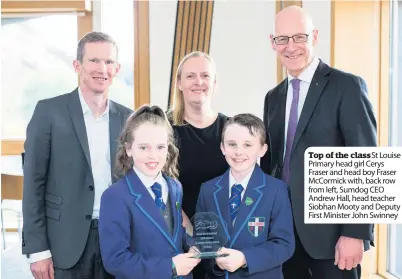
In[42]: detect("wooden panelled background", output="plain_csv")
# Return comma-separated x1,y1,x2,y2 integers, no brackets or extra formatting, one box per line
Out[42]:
168,0,214,107
134,0,150,109
1,140,25,156
330,1,390,278
1,0,91,13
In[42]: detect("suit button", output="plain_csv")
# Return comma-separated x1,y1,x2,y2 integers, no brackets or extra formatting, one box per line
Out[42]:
86,215,92,220
22,242,25,247
88,185,94,191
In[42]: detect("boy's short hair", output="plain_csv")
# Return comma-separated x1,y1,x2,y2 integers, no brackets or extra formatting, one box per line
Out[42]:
222,113,266,145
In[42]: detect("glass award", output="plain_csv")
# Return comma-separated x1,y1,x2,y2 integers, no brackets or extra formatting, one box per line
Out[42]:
185,212,228,259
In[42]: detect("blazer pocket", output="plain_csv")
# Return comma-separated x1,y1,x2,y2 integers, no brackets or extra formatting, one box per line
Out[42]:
45,192,63,205
45,207,60,220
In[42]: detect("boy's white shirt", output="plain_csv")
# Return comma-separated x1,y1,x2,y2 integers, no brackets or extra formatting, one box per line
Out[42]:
228,166,255,200
227,166,255,268
133,166,169,204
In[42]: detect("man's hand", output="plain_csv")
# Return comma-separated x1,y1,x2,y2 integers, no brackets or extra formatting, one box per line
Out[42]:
172,252,201,276
30,258,54,279
334,236,364,270
215,247,246,273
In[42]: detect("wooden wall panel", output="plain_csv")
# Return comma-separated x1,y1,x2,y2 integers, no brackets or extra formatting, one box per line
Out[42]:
377,3,392,279
1,0,91,13
77,12,93,41
134,0,150,109
331,1,391,278
168,1,214,106
378,0,390,148
204,2,214,53
1,173,24,232
192,1,202,51
1,140,24,156
1,175,23,200
332,1,380,113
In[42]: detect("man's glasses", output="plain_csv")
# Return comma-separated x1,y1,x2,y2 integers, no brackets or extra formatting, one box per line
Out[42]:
273,33,309,45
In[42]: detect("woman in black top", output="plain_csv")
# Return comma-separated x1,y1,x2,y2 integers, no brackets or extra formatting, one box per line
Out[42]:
169,51,229,279
174,113,229,219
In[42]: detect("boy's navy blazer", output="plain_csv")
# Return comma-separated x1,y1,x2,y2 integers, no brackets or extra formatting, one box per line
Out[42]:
197,165,295,279
99,169,191,279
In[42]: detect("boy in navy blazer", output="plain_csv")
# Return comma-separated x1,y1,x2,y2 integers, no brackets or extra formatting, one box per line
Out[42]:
196,113,295,279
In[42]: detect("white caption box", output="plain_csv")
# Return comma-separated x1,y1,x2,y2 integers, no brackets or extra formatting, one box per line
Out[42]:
304,147,402,224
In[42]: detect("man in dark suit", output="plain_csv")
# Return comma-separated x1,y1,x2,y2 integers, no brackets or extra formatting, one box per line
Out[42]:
260,6,376,279
22,31,132,279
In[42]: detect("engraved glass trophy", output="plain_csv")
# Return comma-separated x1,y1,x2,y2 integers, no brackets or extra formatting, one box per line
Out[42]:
185,212,228,259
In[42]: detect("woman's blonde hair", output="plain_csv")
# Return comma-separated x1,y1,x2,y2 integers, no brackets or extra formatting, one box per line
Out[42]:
168,51,216,126
115,105,179,179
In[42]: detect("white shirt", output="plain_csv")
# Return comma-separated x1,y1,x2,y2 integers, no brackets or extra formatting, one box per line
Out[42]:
78,88,112,219
133,166,169,204
283,56,320,157
228,166,255,201
29,88,112,263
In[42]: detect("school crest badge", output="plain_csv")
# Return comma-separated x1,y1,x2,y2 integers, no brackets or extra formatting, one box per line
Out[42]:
248,217,265,237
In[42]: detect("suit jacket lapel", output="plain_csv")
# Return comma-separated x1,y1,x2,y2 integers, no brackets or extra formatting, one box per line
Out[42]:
292,61,330,155
109,101,121,182
125,170,178,251
230,165,265,247
214,170,231,242
275,82,288,164
268,80,288,167
68,89,91,169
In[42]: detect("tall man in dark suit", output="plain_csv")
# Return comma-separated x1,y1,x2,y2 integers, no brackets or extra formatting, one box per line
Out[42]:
22,31,133,279
260,6,377,279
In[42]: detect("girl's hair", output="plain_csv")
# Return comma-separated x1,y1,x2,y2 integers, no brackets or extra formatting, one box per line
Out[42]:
115,105,179,179
168,51,217,126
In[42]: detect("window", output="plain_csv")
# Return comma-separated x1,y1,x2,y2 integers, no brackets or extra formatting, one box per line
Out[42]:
99,0,134,109
1,15,78,139
387,0,402,277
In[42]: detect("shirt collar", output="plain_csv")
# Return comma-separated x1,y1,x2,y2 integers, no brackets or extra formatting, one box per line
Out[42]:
78,87,110,117
133,166,164,189
288,55,320,84
229,165,255,190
